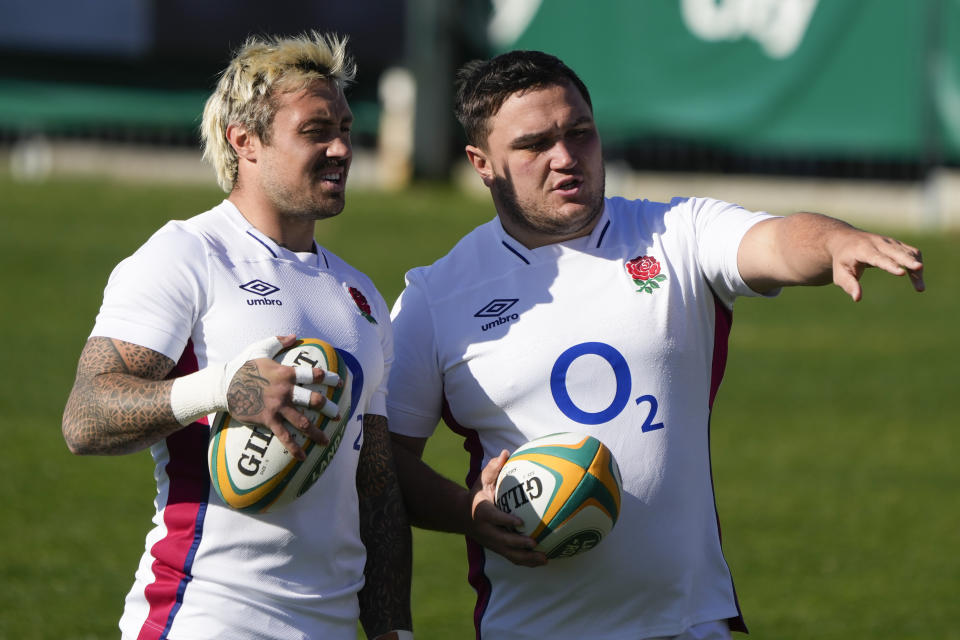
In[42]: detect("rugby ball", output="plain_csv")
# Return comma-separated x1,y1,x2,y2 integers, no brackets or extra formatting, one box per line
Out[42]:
495,432,622,559
208,338,354,513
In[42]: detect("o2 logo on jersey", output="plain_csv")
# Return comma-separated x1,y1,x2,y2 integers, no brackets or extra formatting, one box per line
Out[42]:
550,342,664,432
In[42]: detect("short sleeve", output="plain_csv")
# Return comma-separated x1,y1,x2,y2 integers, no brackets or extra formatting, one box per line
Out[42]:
386,271,444,438
90,223,206,360
685,197,780,307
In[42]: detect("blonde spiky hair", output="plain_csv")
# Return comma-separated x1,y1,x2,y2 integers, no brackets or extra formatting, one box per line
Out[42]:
200,31,357,192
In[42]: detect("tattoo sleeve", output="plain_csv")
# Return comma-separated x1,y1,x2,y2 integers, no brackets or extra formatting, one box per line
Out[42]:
62,337,181,455
357,413,413,637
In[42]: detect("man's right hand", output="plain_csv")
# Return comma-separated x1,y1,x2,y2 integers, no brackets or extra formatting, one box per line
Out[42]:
466,450,548,567
226,334,340,461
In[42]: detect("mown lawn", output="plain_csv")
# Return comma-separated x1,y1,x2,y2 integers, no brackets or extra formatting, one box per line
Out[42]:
1,175,955,639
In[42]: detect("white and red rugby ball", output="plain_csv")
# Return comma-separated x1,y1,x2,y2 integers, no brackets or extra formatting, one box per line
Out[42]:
208,338,354,513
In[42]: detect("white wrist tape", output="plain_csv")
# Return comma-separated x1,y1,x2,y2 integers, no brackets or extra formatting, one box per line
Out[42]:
170,366,228,425
169,336,284,425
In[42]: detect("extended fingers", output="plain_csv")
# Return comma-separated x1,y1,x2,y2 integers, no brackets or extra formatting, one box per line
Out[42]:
316,394,340,419
264,415,308,461
907,263,925,292
278,406,330,447
290,385,313,407
292,365,342,388
833,260,864,301
892,240,923,269
283,362,343,420
250,363,341,422
867,237,922,275
902,246,925,292
289,385,341,419
835,235,925,300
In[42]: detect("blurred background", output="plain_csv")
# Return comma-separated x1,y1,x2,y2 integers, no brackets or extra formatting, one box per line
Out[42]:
3,0,960,229
1,2,958,639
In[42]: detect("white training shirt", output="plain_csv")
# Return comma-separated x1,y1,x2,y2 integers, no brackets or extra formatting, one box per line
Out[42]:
387,196,776,639
91,200,392,640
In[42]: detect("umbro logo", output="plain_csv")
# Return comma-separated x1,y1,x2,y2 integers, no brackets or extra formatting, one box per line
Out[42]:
474,298,518,318
476,298,519,332
241,279,280,296
240,279,283,306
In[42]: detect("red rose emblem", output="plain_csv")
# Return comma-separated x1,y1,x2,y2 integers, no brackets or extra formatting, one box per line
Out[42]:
625,256,661,281
349,286,377,323
349,287,372,315
625,255,668,294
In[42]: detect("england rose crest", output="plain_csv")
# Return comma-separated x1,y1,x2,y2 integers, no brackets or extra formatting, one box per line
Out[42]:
348,286,377,324
625,255,667,294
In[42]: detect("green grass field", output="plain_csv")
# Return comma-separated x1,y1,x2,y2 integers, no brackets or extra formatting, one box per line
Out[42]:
1,174,957,639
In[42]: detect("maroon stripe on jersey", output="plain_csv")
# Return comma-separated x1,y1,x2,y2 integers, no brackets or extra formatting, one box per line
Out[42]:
707,295,748,632
441,397,489,640
709,293,733,408
138,340,211,640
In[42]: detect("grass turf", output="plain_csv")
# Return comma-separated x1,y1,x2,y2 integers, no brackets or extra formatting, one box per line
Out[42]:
0,175,956,639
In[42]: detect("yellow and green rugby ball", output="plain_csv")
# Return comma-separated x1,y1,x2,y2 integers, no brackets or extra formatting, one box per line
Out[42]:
495,432,622,559
208,338,353,513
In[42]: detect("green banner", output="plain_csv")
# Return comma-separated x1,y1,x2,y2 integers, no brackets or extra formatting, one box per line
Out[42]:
494,0,960,163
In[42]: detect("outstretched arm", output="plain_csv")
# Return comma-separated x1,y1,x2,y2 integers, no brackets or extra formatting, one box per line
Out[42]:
737,212,925,300
356,414,413,639
62,335,335,457
390,433,546,567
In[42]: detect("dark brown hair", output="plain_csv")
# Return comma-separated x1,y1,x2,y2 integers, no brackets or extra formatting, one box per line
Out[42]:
454,50,593,148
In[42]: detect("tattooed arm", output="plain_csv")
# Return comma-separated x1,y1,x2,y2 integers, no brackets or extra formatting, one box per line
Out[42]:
62,337,181,455
357,413,413,639
62,335,331,457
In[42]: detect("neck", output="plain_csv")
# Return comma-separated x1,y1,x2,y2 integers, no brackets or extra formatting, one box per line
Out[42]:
228,191,317,253
495,203,602,250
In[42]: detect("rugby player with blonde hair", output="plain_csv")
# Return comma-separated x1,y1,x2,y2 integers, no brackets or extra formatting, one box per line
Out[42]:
63,32,412,640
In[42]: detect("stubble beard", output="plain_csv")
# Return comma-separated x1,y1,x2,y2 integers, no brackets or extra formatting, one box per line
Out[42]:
492,163,606,241
262,163,348,222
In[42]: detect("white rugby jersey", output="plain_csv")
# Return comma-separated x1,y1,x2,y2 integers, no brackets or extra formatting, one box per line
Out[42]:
388,196,777,639
91,200,392,640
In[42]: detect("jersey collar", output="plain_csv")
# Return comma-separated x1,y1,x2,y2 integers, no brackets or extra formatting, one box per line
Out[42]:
221,200,328,268
494,200,611,265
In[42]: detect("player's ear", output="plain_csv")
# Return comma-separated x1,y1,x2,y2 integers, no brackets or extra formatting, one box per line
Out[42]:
227,123,258,162
465,145,493,187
